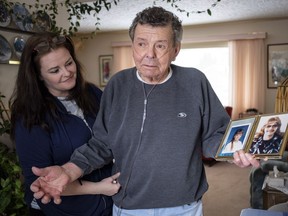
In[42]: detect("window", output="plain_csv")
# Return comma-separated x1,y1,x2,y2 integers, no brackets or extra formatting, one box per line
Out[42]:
173,44,230,106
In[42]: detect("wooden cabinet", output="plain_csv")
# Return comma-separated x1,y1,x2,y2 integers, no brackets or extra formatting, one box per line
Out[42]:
263,186,288,209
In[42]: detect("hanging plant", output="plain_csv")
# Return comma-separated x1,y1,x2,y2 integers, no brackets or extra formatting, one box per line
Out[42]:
153,0,221,16
2,0,221,36
3,0,121,36
3,0,121,35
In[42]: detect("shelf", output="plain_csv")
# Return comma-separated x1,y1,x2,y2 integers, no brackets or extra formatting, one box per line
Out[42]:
0,26,35,35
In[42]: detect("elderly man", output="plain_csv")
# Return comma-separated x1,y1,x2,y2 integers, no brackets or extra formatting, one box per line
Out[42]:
31,6,259,216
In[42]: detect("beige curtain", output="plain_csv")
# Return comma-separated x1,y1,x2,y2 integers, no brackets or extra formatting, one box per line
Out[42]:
229,39,265,120
112,46,134,76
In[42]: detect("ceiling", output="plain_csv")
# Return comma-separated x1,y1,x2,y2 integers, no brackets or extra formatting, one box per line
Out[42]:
76,0,288,33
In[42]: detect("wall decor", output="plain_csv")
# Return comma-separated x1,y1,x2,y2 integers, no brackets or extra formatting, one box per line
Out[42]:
0,1,11,27
267,43,288,88
0,27,32,64
13,35,26,59
99,55,113,86
12,3,33,32
0,34,12,63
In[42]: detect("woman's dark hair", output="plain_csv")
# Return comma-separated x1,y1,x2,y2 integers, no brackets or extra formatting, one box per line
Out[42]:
10,32,99,139
229,129,244,143
128,6,183,46
225,128,244,150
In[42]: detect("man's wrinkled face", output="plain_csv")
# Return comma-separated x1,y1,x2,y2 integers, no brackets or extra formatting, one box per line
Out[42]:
132,24,180,84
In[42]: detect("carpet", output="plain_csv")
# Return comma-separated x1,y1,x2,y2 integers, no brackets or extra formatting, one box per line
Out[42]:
202,161,251,216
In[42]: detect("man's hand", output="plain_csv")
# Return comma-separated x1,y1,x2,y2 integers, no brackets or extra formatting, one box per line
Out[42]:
30,162,82,204
233,150,260,168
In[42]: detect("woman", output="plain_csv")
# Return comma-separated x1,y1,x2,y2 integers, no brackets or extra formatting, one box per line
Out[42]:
249,117,283,154
222,129,244,154
9,32,120,216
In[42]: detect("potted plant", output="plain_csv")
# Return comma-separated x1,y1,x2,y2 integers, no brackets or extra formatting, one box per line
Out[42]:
0,92,28,216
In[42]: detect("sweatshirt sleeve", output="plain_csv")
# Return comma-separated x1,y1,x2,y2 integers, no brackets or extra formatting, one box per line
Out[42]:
200,77,230,158
70,83,114,175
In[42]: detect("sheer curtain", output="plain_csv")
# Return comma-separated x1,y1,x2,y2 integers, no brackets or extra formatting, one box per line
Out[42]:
112,46,134,75
229,39,265,119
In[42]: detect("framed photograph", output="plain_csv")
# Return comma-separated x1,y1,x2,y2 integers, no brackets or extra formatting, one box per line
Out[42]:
216,117,257,161
247,113,288,159
99,55,113,86
267,43,288,88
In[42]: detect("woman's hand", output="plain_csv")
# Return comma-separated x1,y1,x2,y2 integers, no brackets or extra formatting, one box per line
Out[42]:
97,172,121,196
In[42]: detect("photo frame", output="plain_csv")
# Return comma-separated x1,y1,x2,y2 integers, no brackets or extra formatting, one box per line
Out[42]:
267,43,288,88
247,113,288,159
215,117,257,161
215,112,288,160
99,55,113,86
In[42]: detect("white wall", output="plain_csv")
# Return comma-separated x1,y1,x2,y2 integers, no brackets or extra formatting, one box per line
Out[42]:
1,18,288,113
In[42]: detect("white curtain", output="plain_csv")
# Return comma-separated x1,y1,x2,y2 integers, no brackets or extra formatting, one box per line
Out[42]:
229,39,265,119
112,46,134,76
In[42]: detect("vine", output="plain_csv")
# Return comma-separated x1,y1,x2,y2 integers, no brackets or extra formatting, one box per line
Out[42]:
3,0,120,35
153,0,221,16
2,0,221,36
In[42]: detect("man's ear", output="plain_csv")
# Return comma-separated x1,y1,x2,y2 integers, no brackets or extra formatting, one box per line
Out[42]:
172,43,181,61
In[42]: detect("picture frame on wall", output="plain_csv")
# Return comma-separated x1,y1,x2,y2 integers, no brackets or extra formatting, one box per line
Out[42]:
267,43,288,88
215,112,288,160
99,55,113,86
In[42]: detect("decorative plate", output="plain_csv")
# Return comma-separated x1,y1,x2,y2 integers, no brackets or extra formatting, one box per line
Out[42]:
12,3,33,31
0,34,12,62
32,11,51,32
0,1,11,27
13,36,26,59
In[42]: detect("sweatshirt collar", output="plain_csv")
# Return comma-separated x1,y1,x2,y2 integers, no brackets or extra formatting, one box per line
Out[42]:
136,67,173,84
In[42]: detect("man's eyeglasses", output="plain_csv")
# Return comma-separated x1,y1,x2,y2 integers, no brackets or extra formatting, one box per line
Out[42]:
33,35,67,54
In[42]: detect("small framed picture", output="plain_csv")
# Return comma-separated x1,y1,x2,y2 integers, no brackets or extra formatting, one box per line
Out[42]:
216,117,257,161
99,55,113,86
267,43,288,88
247,113,288,159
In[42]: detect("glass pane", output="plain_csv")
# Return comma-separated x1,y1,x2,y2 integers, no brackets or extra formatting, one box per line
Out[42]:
174,47,229,106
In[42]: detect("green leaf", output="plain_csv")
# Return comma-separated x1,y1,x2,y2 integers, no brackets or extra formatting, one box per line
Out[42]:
0,192,11,211
207,9,212,16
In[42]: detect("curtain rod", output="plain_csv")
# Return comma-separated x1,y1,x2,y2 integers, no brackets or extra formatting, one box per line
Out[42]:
111,32,267,47
182,32,267,44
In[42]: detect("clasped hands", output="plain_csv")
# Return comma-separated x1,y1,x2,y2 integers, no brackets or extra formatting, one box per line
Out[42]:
30,165,120,204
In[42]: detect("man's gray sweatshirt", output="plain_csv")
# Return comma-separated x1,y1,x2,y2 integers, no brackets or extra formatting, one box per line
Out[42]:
71,64,230,209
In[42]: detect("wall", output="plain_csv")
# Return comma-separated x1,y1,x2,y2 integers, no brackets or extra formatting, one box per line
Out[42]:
1,18,288,114
74,31,129,87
